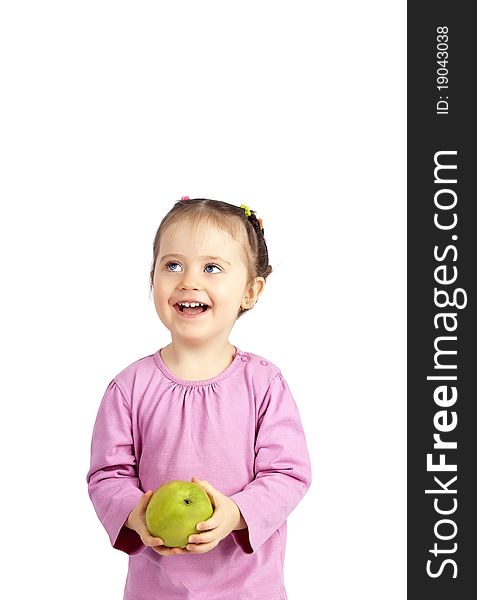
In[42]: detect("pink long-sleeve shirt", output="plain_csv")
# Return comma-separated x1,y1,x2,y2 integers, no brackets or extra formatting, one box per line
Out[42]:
86,347,312,600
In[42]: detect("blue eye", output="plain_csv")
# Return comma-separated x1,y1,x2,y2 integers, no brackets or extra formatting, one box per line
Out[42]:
165,261,182,272
205,264,221,273
165,261,221,273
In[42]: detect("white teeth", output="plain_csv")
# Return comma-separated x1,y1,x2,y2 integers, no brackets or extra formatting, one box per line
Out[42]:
178,302,206,307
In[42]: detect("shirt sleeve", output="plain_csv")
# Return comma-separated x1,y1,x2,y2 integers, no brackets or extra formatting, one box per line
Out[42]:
229,371,312,554
86,379,145,555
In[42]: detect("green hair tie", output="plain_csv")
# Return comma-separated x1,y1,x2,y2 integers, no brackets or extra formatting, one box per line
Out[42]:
240,204,252,217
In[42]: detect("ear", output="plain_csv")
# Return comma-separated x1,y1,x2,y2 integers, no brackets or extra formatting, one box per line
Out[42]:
241,277,266,309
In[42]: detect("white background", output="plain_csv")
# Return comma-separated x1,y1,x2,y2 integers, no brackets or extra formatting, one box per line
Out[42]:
1,1,406,598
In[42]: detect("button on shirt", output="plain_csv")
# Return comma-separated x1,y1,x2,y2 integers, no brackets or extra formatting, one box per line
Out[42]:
86,347,312,600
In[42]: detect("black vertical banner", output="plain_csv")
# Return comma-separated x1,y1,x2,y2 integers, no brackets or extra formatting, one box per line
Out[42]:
408,2,475,598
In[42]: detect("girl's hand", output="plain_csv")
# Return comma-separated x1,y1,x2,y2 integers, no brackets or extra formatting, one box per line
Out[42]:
124,490,165,550
127,490,189,557
170,476,243,555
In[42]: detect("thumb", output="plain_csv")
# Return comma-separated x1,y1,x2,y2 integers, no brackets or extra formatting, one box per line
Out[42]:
142,489,154,506
191,477,217,505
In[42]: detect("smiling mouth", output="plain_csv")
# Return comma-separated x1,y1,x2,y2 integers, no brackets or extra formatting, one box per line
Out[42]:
174,303,210,315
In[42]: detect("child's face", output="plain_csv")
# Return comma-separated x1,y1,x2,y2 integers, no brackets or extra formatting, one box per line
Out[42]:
153,218,256,344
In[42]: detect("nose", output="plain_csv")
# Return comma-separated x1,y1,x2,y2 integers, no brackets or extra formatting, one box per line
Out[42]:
180,283,200,291
178,269,202,290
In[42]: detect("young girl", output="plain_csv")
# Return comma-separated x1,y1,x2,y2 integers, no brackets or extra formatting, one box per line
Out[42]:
86,197,312,600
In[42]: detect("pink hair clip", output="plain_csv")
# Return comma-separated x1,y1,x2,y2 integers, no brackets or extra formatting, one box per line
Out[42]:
181,196,190,201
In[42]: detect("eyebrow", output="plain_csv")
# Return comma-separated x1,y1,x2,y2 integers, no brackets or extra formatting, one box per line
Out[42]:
159,253,231,266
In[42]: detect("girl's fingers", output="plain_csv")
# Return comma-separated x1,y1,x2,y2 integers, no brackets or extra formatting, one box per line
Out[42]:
152,545,190,556
138,523,163,546
196,516,216,532
139,526,162,546
140,491,161,545
146,535,164,546
188,529,217,545
186,540,218,554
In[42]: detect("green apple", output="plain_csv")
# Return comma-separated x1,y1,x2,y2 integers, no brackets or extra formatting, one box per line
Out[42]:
145,480,214,548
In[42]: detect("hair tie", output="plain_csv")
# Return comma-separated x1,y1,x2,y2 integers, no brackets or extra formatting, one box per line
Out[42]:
240,203,266,236
239,204,252,217
181,196,190,201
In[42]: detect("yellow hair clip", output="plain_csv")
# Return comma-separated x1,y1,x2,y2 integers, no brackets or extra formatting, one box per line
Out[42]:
240,204,252,217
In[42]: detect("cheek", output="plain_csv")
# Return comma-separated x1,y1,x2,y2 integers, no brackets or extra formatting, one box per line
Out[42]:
214,282,245,306
153,284,169,307
153,272,171,294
